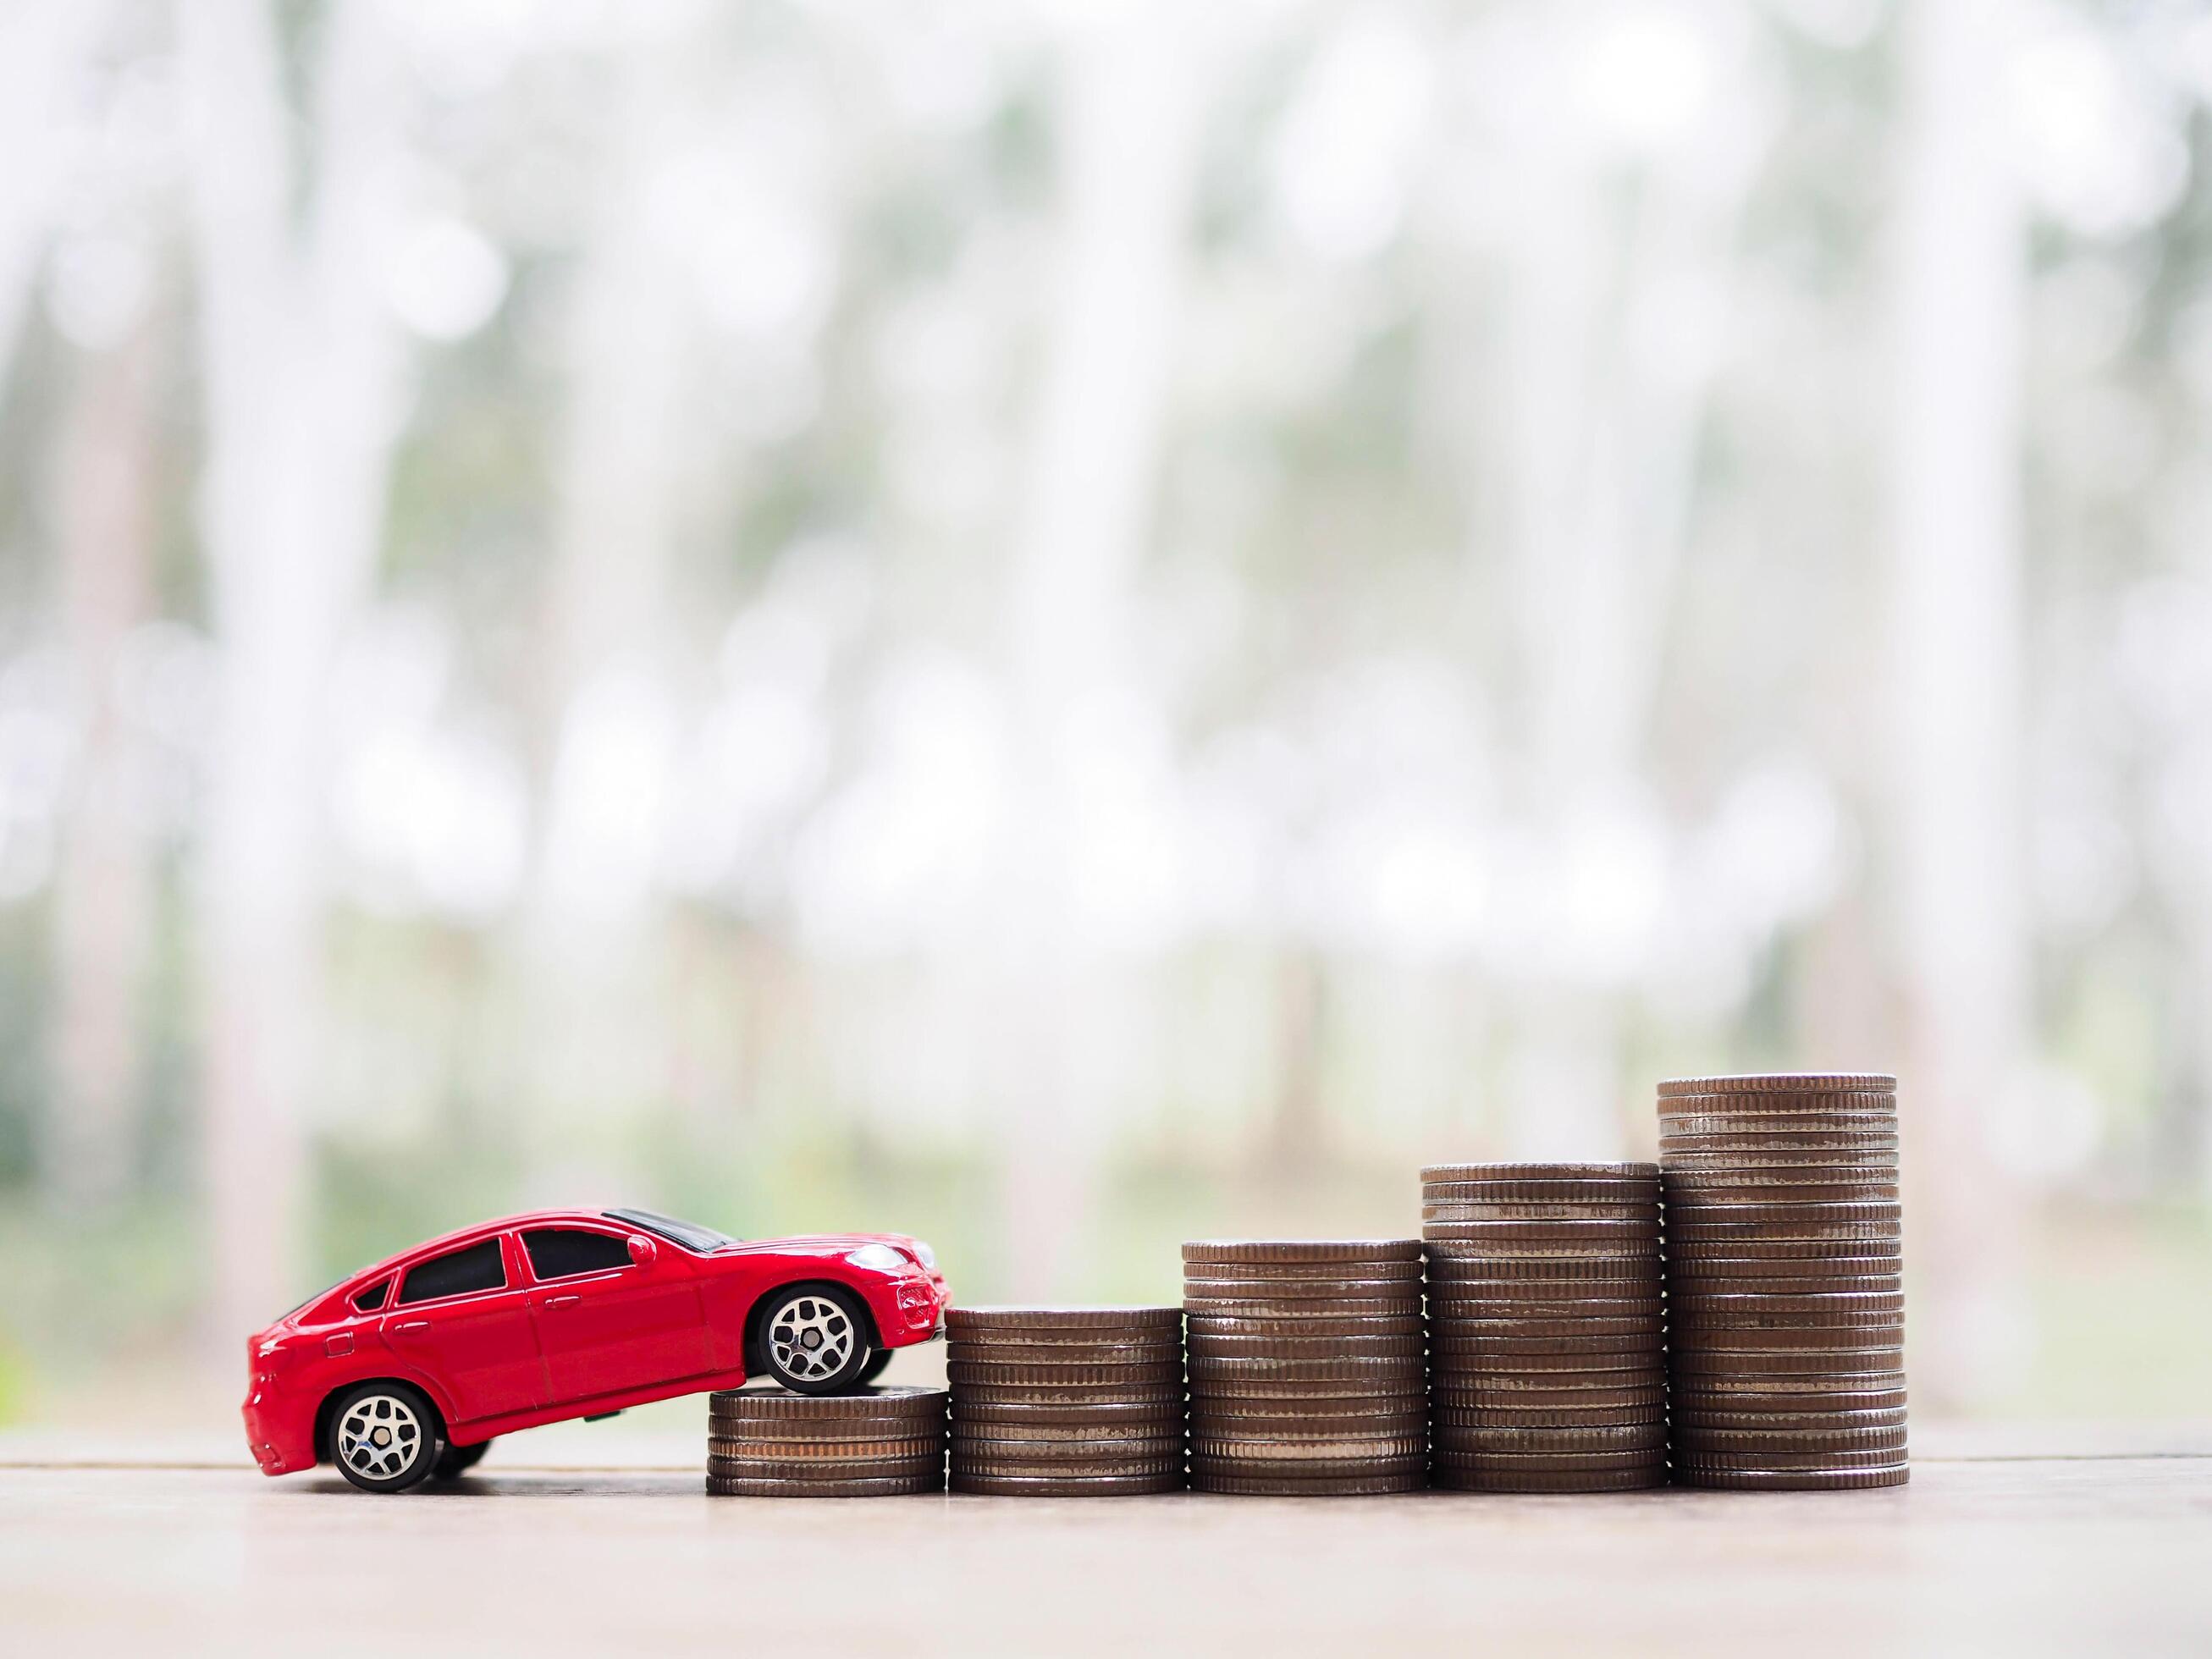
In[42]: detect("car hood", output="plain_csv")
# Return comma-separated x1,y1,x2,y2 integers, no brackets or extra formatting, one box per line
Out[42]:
714,1232,929,1261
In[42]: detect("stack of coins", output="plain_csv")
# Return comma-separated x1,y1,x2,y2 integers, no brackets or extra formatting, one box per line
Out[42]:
1659,1072,1908,1491
945,1307,1186,1495
705,1386,947,1496
1183,1240,1427,1496
1421,1163,1668,1493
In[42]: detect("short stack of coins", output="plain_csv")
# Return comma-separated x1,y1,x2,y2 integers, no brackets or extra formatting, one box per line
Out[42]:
1659,1072,1908,1491
705,1386,947,1496
1183,1240,1427,1496
1421,1162,1668,1493
945,1307,1187,1495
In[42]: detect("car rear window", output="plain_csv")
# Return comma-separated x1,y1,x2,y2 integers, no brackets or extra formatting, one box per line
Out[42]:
397,1238,505,1305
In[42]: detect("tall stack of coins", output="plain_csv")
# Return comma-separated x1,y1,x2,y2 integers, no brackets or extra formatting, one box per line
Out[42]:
705,1386,947,1496
1421,1163,1667,1493
945,1307,1186,1495
1183,1240,1427,1496
1659,1072,1908,1491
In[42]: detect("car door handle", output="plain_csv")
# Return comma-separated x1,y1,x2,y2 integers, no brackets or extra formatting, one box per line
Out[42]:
394,1320,429,1333
542,1295,580,1310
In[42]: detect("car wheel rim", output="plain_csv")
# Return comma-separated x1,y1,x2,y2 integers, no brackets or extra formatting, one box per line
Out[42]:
769,1294,855,1381
339,1393,424,1481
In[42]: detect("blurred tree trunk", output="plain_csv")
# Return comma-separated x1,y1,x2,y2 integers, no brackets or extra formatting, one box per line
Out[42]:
520,47,687,1199
996,8,1206,1292
0,1,109,386
183,0,407,1339
49,326,158,1206
1889,0,2032,1410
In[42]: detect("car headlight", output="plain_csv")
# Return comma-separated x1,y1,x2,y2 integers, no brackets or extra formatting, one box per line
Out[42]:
847,1243,907,1272
913,1240,936,1269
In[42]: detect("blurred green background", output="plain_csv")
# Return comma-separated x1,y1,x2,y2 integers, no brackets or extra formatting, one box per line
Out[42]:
1,0,2209,1436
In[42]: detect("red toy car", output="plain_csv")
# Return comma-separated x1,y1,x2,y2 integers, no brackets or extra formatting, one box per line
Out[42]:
241,1208,948,1491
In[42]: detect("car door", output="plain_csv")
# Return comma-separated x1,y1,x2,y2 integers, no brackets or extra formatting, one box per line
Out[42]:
379,1235,543,1424
522,1225,713,1404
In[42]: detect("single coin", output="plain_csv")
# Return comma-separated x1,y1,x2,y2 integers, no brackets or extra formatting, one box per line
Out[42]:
1669,1222,1902,1248
951,1419,1183,1444
1663,1152,1900,1178
1669,1292,1906,1315
1189,1356,1426,1385
1430,1348,1666,1375
1431,1317,1663,1342
1434,1403,1664,1430
952,1382,1185,1407
1671,1350,1906,1377
1657,1088,1896,1112
1423,1237,1663,1260
1671,1426,1909,1455
1423,1220,1663,1243
1430,1333,1667,1359
944,1306,1183,1331
1188,1334,1426,1360
705,1436,941,1462
1182,1297,1425,1320
952,1399,1183,1426
1425,1252,1662,1281
1183,1239,1422,1265
702,1417,948,1444
1662,1200,1903,1224
1190,1453,1427,1480
705,1473,942,1497
1433,1465,1664,1493
709,1386,947,1418
1669,1182,1903,1206
1670,1371,1906,1398
1179,1258,1425,1282
947,1360,1183,1387
1663,1124,1899,1146
1191,1470,1424,1496
1431,1424,1667,1454
1191,1436,1427,1463
1668,1238,1901,1261
1674,1464,1910,1491
1197,1412,1430,1441
1422,1182,1661,1205
1658,1111,1900,1136
1423,1201,1658,1223
1431,1448,1667,1474
944,1342,1184,1367
1423,1162,1658,1182
1672,1406,1907,1433
1187,1315,1425,1339
950,1429,1182,1455
1185,1282,1424,1309
951,1452,1182,1480
1431,1372,1663,1396
709,1455,943,1482
1657,1074,1896,1097
1663,1254,1901,1281
1433,1386,1667,1412
1429,1298,1666,1323
1674,1447,1909,1471
951,1470,1184,1496
1669,1320,1904,1350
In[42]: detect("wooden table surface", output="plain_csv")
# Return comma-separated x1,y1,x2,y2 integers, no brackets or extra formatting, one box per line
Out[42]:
4,1423,2207,1656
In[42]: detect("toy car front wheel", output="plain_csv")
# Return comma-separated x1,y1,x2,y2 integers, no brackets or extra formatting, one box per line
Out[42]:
857,1349,895,1385
329,1381,443,1493
757,1285,874,1393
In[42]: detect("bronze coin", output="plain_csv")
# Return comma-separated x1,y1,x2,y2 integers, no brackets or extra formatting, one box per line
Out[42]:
709,1386,947,1419
1187,1334,1426,1360
950,1470,1184,1496
1430,1333,1667,1359
1424,1219,1663,1242
1669,1182,1903,1205
1189,1453,1426,1480
1658,1111,1899,1136
1189,1355,1426,1385
704,1435,941,1462
1422,1162,1658,1182
952,1381,1185,1407
1430,1448,1667,1473
1433,1403,1664,1430
1672,1426,1909,1455
1670,1320,1904,1348
1191,1470,1424,1496
1425,1251,1662,1281
952,1399,1183,1426
1429,1298,1666,1323
1671,1406,1907,1433
950,1419,1183,1444
1187,1315,1425,1338
1430,1349,1666,1375
1667,1238,1901,1260
705,1473,943,1497
1674,1447,1909,1471
1670,1373,1906,1400
1190,1435,1427,1463
1181,1258,1425,1282
1433,1386,1667,1412
1669,1221,1902,1247
1183,1275,1426,1299
950,1452,1182,1480
1674,1464,1909,1491
948,1360,1183,1387
1431,1424,1668,1454
1431,1372,1662,1397
708,1454,943,1482
1663,1254,1901,1281
1182,1239,1422,1265
1423,1182,1661,1205
945,1342,1184,1367
1423,1201,1658,1224
1430,1317,1663,1342
1670,1349,1905,1376
1669,1291,1905,1315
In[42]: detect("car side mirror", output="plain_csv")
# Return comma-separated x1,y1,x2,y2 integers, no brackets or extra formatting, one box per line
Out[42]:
627,1234,658,1269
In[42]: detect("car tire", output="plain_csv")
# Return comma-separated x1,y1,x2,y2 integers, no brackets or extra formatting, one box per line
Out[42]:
755,1284,874,1394
328,1381,443,1493
856,1349,895,1385
431,1437,490,1480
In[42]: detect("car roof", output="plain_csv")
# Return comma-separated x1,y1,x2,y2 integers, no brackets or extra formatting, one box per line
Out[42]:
345,1209,627,1288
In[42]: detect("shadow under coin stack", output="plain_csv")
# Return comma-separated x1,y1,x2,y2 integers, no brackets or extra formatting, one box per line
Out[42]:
1183,1240,1427,1496
1422,1163,1668,1493
1659,1072,1908,1491
945,1307,1187,1495
705,1386,948,1496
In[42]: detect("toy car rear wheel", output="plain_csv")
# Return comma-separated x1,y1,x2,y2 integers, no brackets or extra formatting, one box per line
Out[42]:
329,1381,443,1493
758,1284,874,1394
431,1437,490,1480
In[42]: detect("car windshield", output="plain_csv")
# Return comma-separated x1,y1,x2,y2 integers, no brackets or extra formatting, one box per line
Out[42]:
605,1208,738,1253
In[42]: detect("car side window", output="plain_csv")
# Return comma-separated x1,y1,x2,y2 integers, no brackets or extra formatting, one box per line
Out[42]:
396,1238,505,1306
353,1279,390,1313
522,1228,633,1281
